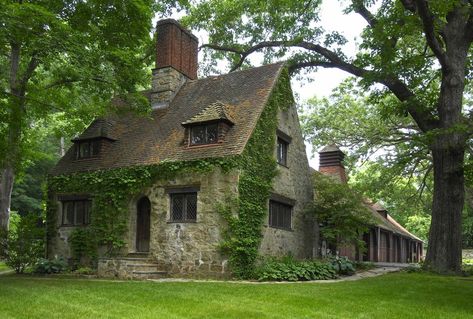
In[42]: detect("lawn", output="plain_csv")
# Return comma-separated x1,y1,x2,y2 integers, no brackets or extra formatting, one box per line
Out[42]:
0,272,472,319
0,261,10,272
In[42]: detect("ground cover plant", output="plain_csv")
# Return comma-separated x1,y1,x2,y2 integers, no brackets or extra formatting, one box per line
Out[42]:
0,272,471,319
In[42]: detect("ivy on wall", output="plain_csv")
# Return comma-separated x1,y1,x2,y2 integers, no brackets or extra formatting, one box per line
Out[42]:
219,68,294,278
47,67,294,277
47,158,239,260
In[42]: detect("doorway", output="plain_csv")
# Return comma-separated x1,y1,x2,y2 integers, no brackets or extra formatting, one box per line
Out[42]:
136,197,151,252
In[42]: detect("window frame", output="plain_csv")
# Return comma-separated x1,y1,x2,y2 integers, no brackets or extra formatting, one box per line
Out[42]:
168,189,198,223
276,137,288,166
268,200,293,231
189,123,219,146
61,199,92,226
74,140,100,160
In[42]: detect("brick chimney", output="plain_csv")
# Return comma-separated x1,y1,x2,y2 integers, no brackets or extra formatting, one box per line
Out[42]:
318,144,347,183
151,19,198,109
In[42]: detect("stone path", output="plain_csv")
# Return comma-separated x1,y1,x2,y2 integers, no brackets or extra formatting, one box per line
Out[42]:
148,266,403,284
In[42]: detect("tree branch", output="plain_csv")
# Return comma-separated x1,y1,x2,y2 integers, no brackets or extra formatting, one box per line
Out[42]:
352,0,378,27
203,39,439,131
411,0,449,69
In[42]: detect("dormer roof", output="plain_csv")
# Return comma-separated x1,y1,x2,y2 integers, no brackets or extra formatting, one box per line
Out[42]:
182,101,234,126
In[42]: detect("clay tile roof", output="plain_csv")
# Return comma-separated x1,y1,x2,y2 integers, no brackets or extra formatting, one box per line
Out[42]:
366,202,423,242
51,62,285,175
181,101,234,126
72,118,116,141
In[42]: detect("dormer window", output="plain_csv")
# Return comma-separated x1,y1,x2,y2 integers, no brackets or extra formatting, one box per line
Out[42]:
182,101,235,147
71,118,116,160
75,140,100,159
190,123,218,146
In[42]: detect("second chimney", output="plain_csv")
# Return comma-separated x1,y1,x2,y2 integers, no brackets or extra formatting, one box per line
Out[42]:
318,144,347,183
151,19,198,109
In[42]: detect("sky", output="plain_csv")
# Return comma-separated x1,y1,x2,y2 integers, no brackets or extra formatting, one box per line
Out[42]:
294,1,366,168
163,1,368,168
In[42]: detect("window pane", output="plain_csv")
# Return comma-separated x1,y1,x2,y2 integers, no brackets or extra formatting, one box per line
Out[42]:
206,124,218,144
84,201,91,224
75,201,85,225
277,138,288,165
80,142,90,158
191,126,206,145
91,141,100,156
171,194,184,221
63,202,74,225
269,200,292,230
186,193,197,221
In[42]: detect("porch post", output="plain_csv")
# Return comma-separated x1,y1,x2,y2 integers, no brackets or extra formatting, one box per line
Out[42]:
377,227,381,262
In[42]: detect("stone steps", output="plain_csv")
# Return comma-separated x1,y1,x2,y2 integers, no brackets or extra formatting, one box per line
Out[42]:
98,255,168,279
132,270,168,279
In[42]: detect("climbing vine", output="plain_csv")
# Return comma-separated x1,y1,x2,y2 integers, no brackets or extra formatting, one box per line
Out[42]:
47,158,239,260
219,68,294,278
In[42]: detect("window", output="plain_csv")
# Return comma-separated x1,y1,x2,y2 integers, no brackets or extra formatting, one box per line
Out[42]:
277,137,288,166
190,124,218,146
269,200,292,230
170,192,197,222
75,140,100,159
61,199,91,226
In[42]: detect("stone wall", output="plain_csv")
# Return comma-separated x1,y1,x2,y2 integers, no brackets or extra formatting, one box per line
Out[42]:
128,167,239,277
259,102,317,259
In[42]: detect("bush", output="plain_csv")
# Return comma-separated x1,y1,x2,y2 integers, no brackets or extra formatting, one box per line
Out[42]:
255,256,338,281
329,256,356,275
0,213,44,273
74,267,95,275
33,257,68,274
354,261,376,271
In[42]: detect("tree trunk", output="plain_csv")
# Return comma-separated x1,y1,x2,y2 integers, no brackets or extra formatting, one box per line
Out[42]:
425,136,465,274
0,167,15,232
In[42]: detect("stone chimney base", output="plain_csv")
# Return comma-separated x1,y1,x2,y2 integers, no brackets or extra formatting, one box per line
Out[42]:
151,67,188,109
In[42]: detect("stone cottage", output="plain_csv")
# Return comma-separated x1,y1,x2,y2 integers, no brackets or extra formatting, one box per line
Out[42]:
317,145,424,263
47,19,316,278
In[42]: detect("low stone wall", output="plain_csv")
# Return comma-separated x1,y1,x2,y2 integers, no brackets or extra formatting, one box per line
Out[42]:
463,249,473,260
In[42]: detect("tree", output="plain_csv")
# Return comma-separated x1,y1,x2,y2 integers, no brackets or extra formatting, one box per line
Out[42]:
0,1,171,232
300,82,434,237
313,173,374,250
182,0,473,273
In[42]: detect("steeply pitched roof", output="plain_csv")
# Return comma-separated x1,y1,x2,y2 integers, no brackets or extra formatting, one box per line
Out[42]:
72,118,117,141
182,101,234,125
366,202,423,242
51,63,285,175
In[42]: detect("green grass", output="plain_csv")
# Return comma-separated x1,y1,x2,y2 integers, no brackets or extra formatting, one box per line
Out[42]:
0,272,472,319
0,261,10,272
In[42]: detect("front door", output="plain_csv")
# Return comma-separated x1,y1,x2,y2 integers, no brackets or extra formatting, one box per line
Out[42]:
136,197,150,252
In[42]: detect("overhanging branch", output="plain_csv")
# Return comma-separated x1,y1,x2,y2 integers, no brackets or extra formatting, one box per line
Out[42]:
406,0,449,69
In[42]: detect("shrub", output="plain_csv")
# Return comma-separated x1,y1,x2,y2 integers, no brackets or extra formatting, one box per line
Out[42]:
255,256,338,281
329,256,356,275
74,267,96,275
0,213,44,273
354,261,376,271
33,257,68,274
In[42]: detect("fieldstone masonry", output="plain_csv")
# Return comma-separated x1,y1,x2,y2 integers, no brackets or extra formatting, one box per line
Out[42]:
151,67,188,109
259,104,316,259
